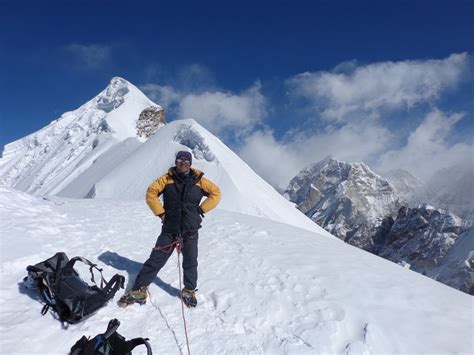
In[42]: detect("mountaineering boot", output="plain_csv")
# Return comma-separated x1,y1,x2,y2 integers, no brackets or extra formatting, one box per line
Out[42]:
117,286,148,307
181,288,197,308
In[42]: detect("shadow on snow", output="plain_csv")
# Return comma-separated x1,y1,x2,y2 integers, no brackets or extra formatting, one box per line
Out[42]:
98,251,180,298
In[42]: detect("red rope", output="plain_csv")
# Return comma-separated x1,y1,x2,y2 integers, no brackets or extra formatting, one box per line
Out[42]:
153,238,191,355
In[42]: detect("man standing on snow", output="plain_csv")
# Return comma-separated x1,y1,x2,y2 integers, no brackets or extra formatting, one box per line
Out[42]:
119,151,221,307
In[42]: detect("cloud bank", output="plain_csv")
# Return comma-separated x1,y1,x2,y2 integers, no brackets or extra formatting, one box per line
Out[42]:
375,109,473,181
141,54,471,190
242,53,472,188
142,75,266,136
287,52,469,123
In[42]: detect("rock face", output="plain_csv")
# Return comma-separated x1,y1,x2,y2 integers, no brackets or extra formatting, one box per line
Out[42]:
378,205,473,295
285,157,401,251
286,157,473,295
136,106,166,138
379,205,466,264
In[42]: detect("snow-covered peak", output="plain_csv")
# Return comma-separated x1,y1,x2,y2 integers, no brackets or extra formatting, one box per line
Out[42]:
285,157,401,249
96,77,131,112
86,76,161,140
285,157,391,206
0,77,162,195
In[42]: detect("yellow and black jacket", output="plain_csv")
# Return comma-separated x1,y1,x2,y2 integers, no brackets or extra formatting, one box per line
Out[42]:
146,167,221,234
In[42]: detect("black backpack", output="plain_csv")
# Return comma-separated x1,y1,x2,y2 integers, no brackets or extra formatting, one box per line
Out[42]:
25,252,125,324
70,319,152,355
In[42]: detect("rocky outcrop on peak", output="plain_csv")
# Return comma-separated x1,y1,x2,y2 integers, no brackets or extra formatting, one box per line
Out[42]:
378,205,467,263
136,106,166,138
173,125,216,162
96,77,130,112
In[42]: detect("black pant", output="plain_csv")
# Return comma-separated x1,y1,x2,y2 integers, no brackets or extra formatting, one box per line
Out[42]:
134,232,199,290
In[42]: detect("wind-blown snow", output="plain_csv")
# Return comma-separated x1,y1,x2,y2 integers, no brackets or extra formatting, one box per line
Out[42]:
91,119,327,235
0,187,471,354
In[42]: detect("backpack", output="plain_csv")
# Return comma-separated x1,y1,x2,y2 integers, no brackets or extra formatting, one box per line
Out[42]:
25,252,125,324
70,318,152,355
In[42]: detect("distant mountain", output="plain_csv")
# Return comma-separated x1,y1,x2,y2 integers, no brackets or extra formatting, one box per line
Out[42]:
421,162,474,221
286,157,473,294
377,205,473,294
0,77,164,196
383,169,424,205
285,157,401,251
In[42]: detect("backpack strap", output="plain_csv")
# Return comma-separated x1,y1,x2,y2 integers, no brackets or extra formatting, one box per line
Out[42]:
65,256,107,287
101,274,125,301
104,318,121,338
126,338,153,355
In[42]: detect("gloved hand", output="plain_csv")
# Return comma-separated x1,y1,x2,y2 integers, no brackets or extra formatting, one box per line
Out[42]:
198,207,205,218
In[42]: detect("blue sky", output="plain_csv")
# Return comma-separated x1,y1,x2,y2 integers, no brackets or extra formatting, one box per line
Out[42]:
1,0,473,187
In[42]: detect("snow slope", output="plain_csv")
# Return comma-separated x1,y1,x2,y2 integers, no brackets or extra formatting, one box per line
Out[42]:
0,77,160,196
1,187,472,354
89,119,327,235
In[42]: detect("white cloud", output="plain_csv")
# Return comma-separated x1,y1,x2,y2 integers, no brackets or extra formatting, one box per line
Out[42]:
66,43,111,69
140,84,182,108
375,109,473,181
239,122,393,189
137,54,472,191
178,82,267,135
239,130,305,188
141,64,266,136
239,110,472,190
291,122,393,163
287,53,469,123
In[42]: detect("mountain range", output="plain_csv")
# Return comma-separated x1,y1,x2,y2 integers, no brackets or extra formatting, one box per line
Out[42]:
285,157,473,294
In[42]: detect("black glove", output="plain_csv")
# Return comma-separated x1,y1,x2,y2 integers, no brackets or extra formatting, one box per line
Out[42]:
198,207,205,218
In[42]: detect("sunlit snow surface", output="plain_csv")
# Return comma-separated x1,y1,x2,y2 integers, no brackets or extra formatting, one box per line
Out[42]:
1,187,471,354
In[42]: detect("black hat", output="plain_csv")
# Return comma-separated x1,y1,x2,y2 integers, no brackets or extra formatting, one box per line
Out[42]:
176,151,192,164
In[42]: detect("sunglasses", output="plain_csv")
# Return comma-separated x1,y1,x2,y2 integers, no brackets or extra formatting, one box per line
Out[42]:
176,158,191,164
